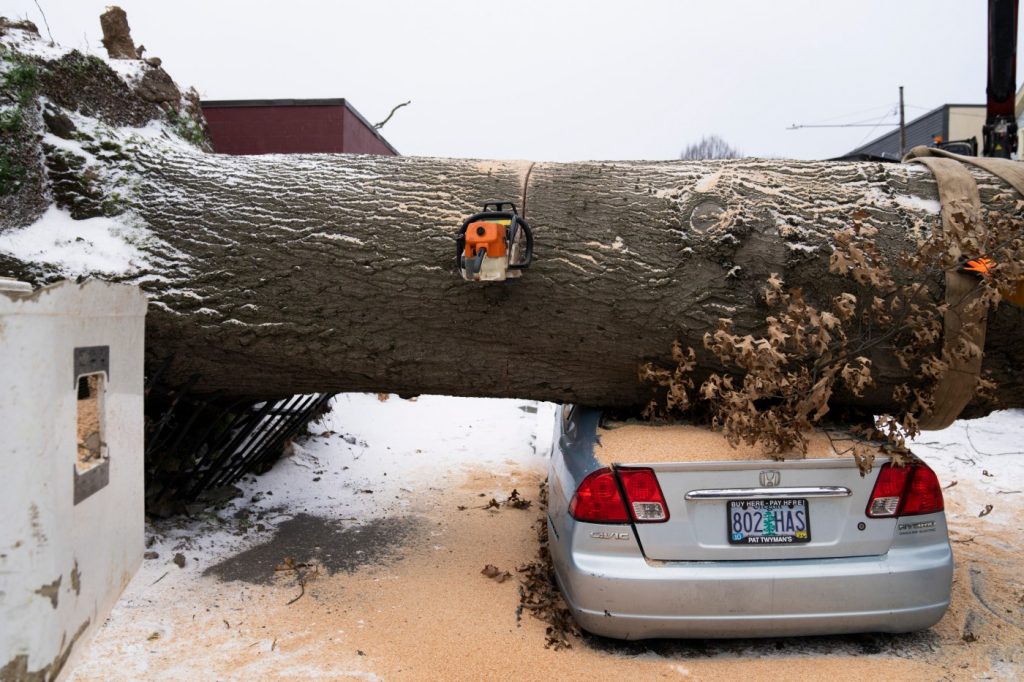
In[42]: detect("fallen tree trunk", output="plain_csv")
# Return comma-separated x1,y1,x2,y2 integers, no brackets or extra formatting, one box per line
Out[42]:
2,21,1023,419
127,150,1024,416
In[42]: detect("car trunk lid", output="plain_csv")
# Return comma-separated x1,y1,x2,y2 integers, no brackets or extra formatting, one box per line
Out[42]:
596,424,896,561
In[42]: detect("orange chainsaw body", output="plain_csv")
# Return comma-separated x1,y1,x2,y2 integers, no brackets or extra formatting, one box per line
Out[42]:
464,221,508,258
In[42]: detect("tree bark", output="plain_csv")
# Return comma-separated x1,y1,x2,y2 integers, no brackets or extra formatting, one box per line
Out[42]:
107,146,1024,412
3,25,1023,416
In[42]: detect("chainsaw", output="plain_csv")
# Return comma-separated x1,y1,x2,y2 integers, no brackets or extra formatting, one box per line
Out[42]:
455,201,534,282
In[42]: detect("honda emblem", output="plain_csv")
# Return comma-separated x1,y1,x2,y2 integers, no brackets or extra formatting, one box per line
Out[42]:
759,470,781,487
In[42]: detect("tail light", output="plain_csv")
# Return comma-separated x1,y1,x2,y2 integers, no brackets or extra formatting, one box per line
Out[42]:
618,467,670,522
866,462,944,518
569,467,669,524
569,468,629,523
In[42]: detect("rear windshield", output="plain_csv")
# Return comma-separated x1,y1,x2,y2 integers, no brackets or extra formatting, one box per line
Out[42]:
595,422,882,466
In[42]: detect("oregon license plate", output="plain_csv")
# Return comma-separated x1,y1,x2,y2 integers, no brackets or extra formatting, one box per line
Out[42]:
727,499,811,545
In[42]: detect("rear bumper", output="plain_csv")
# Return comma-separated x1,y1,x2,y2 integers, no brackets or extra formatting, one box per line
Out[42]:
551,521,953,640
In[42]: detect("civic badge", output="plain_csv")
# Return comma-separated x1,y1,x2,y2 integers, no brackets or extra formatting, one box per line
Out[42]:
759,470,781,487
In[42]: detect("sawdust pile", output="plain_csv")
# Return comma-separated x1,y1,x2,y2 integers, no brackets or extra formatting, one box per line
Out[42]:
923,478,1024,674
72,465,1019,681
596,422,880,465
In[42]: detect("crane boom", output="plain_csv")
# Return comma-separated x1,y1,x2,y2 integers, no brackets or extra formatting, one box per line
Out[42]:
984,0,1019,157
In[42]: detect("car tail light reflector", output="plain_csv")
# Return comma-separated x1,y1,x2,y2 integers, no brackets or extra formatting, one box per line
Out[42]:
569,468,629,523
901,464,944,515
618,467,670,522
866,462,944,518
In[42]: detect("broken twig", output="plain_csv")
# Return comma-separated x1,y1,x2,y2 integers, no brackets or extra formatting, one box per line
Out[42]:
374,100,411,129
286,581,305,606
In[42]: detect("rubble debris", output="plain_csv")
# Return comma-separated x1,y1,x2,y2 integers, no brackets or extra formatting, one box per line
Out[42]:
173,553,186,568
481,564,512,583
144,551,159,560
505,489,532,510
134,66,181,105
483,490,533,511
978,504,994,517
516,480,580,650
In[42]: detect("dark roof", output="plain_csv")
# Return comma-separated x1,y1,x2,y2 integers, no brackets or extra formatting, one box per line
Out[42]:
844,103,985,161
200,98,399,155
828,152,900,163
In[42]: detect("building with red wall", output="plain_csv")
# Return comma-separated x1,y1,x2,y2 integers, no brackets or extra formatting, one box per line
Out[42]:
200,98,398,156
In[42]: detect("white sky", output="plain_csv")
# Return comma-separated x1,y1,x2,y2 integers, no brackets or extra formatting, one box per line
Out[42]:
6,0,1024,161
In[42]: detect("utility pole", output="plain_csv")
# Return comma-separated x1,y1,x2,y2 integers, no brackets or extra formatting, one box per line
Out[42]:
899,86,906,157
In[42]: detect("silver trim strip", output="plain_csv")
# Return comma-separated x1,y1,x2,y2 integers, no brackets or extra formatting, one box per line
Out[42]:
684,486,852,500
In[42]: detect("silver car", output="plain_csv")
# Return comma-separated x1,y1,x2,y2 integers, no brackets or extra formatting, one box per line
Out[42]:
547,406,953,640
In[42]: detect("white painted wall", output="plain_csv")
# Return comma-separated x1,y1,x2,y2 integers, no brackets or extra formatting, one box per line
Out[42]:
0,280,147,680
947,105,987,152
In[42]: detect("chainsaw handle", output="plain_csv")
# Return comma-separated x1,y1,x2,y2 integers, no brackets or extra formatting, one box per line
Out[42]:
507,215,533,270
482,200,518,214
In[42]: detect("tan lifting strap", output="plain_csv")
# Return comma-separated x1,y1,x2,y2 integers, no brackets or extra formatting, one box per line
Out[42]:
900,146,1019,430
904,146,1024,195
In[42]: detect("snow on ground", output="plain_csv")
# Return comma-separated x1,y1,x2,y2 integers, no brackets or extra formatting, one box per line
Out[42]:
70,394,556,682
139,393,557,568
912,409,1024,529
2,26,147,89
69,397,1023,681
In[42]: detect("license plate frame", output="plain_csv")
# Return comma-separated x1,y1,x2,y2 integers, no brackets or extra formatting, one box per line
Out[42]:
727,498,811,545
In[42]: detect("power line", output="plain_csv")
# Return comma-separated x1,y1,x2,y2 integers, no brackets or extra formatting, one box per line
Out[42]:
787,123,900,129
799,103,900,127
856,106,901,146
788,102,901,131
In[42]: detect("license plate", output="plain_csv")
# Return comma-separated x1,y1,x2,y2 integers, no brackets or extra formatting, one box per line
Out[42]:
727,499,811,544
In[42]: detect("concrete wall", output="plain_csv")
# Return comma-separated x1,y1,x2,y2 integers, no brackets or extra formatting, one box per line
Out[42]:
0,280,147,681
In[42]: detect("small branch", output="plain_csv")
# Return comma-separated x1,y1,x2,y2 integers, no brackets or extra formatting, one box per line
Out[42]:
374,100,411,129
965,422,1024,456
286,580,305,605
33,0,55,46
